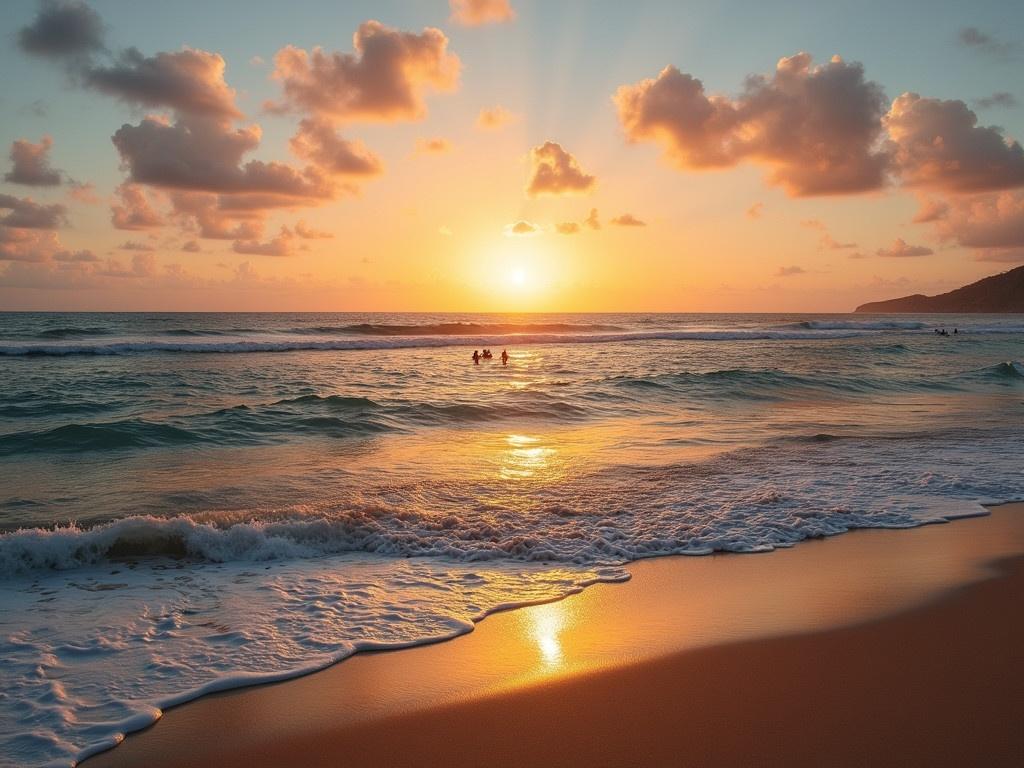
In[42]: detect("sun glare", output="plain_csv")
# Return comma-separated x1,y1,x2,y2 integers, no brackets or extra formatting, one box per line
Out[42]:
510,266,528,287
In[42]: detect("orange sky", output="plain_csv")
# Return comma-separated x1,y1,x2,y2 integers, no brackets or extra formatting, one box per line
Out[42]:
1,0,1022,311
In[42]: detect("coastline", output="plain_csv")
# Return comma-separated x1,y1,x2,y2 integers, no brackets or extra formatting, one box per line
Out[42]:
85,502,1024,768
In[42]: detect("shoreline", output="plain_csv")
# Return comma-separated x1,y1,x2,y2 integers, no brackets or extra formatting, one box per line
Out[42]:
86,502,1024,767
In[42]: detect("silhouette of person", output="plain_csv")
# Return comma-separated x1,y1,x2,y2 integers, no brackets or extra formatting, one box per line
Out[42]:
501,349,509,366
472,350,480,364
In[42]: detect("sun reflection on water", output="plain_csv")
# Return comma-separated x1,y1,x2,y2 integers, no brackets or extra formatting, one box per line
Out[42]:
500,434,556,480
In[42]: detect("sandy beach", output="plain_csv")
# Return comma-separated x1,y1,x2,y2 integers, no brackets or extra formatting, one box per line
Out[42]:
86,503,1024,768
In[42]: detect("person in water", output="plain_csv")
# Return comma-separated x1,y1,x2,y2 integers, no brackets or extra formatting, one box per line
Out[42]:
472,350,480,364
501,349,509,366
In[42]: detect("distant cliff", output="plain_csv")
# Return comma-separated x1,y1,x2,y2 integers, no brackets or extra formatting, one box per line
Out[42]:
855,265,1024,313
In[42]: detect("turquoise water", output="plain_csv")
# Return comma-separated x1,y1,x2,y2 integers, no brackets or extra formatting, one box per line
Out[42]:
1,312,1022,766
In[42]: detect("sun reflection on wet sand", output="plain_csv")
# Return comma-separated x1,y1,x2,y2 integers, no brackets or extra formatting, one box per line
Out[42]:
525,602,568,666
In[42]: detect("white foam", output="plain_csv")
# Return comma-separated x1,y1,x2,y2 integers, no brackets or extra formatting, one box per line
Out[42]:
0,556,623,767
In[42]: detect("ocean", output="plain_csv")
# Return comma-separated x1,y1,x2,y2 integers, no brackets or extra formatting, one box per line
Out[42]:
1,311,1022,767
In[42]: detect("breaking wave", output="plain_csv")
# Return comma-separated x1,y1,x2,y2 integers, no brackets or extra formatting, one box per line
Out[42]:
3,432,1022,577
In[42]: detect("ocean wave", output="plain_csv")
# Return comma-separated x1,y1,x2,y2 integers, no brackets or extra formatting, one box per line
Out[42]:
989,361,1024,379
792,319,930,330
2,432,1020,577
0,328,874,356
0,399,114,418
610,367,961,399
0,421,200,456
315,322,628,336
273,394,382,409
0,392,591,455
162,328,231,337
33,326,113,340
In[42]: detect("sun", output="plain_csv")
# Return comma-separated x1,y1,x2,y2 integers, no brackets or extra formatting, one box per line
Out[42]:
510,266,528,287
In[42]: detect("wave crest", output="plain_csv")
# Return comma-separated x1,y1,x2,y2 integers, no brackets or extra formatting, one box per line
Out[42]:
0,329,871,357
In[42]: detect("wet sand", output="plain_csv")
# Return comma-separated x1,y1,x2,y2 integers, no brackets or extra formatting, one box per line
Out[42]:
87,503,1024,768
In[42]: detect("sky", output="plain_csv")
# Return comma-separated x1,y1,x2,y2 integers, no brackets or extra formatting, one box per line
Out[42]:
1,0,1022,312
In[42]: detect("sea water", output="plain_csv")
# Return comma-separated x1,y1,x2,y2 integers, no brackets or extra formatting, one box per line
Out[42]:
1,312,1022,766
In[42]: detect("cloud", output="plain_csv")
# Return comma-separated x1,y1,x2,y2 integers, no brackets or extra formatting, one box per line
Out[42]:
746,202,763,219
97,252,156,278
53,248,98,262
415,137,452,155
0,228,61,262
110,183,164,230
232,228,295,256
5,136,63,186
820,233,856,249
526,141,596,197
927,191,1024,250
505,220,540,236
449,0,515,26
85,47,242,119
958,28,1019,59
0,193,67,229
112,116,333,203
876,237,934,257
289,118,383,176
268,22,460,123
294,220,333,239
775,265,806,276
802,218,855,249
18,0,105,59
0,258,156,289
119,240,155,251
476,105,515,130
556,208,602,234
973,247,1024,263
975,92,1017,110
23,99,49,118
614,53,890,196
69,181,99,204
615,66,738,168
168,191,263,240
610,213,646,227
912,197,949,224
885,93,1024,193
0,228,99,268
182,239,201,252
20,4,392,241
